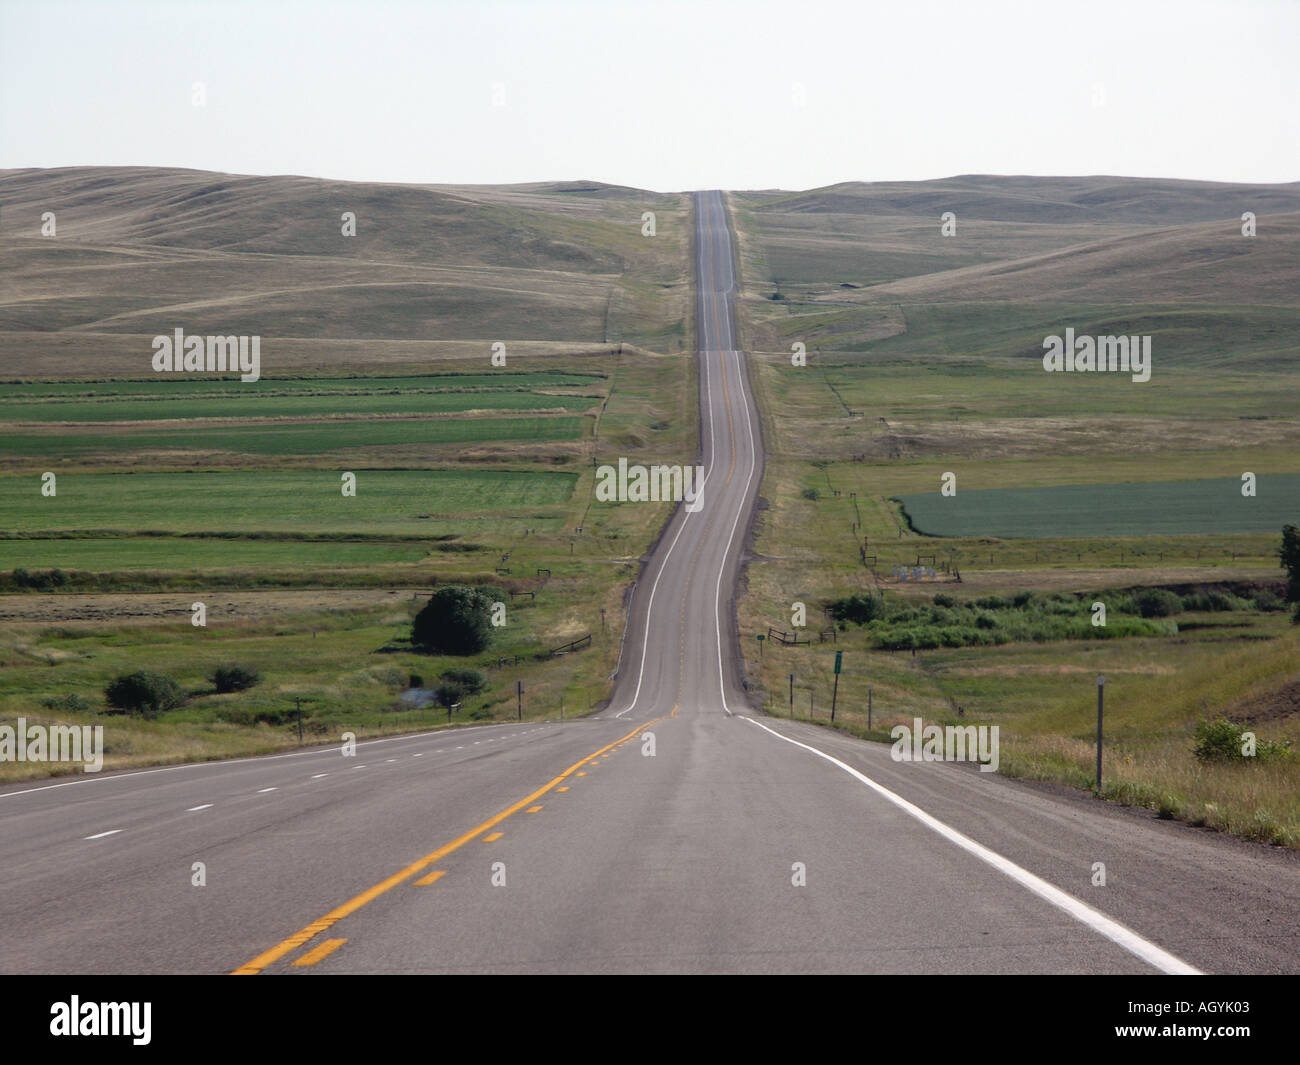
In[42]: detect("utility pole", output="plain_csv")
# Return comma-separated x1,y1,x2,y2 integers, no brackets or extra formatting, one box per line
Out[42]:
1096,675,1105,795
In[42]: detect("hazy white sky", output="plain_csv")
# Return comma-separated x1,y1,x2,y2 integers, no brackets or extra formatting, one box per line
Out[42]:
2,0,1296,191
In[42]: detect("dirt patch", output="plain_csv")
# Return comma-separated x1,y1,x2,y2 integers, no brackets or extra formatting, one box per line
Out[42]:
1234,679,1300,725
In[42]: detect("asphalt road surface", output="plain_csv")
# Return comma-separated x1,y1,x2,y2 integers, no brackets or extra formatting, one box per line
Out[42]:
1,192,1296,975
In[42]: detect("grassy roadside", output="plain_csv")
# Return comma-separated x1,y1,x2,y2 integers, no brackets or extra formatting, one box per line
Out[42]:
725,188,1300,849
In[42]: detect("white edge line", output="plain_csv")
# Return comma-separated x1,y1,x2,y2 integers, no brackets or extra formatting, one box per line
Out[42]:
186,803,213,811
83,829,122,840
739,715,1202,976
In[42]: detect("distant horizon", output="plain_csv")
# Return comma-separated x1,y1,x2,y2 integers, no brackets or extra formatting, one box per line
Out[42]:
5,162,1298,196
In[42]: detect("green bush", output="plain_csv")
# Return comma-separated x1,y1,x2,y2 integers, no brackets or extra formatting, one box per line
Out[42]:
932,593,957,608
104,671,184,718
440,667,486,694
800,487,819,501
1193,718,1292,763
826,593,883,625
412,585,495,655
434,681,466,708
1252,588,1283,612
1182,591,1250,612
11,567,70,591
212,664,262,693
1135,588,1183,618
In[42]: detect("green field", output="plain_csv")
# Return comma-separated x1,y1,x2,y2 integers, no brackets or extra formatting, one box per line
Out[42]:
897,476,1300,538
0,469,579,534
0,415,585,457
0,391,597,423
0,538,427,570
0,372,604,398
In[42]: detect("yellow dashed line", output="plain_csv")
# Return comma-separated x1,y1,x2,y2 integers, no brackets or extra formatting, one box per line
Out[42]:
291,938,346,967
414,870,446,887
483,832,504,842
526,805,543,813
231,717,658,974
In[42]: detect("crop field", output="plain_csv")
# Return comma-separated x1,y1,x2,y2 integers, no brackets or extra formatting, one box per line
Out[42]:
0,388,598,422
0,168,700,777
0,469,579,535
897,475,1300,538
0,538,427,571
0,414,586,458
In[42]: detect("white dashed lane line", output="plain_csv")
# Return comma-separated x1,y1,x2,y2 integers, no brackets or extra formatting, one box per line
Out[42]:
84,830,122,840
145,726,559,826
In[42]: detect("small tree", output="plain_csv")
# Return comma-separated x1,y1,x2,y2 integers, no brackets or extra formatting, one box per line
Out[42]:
1280,524,1300,622
412,585,494,655
434,681,465,709
105,671,184,718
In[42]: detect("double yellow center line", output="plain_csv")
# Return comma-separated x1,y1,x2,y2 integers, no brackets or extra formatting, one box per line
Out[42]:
232,717,659,974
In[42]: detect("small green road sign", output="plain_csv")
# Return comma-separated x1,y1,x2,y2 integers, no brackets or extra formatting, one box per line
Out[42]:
834,650,842,674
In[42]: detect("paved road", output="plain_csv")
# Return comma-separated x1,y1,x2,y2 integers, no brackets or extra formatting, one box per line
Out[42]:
1,192,1297,974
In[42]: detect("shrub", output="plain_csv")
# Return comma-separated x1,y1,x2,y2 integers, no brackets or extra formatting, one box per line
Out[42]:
974,595,1008,610
1193,718,1291,763
104,671,184,718
1251,588,1283,612
826,593,883,625
1135,588,1182,618
11,567,70,591
1012,591,1034,608
211,664,261,693
412,585,495,655
434,681,466,708
975,613,998,630
800,487,819,501
932,593,957,608
440,667,486,694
